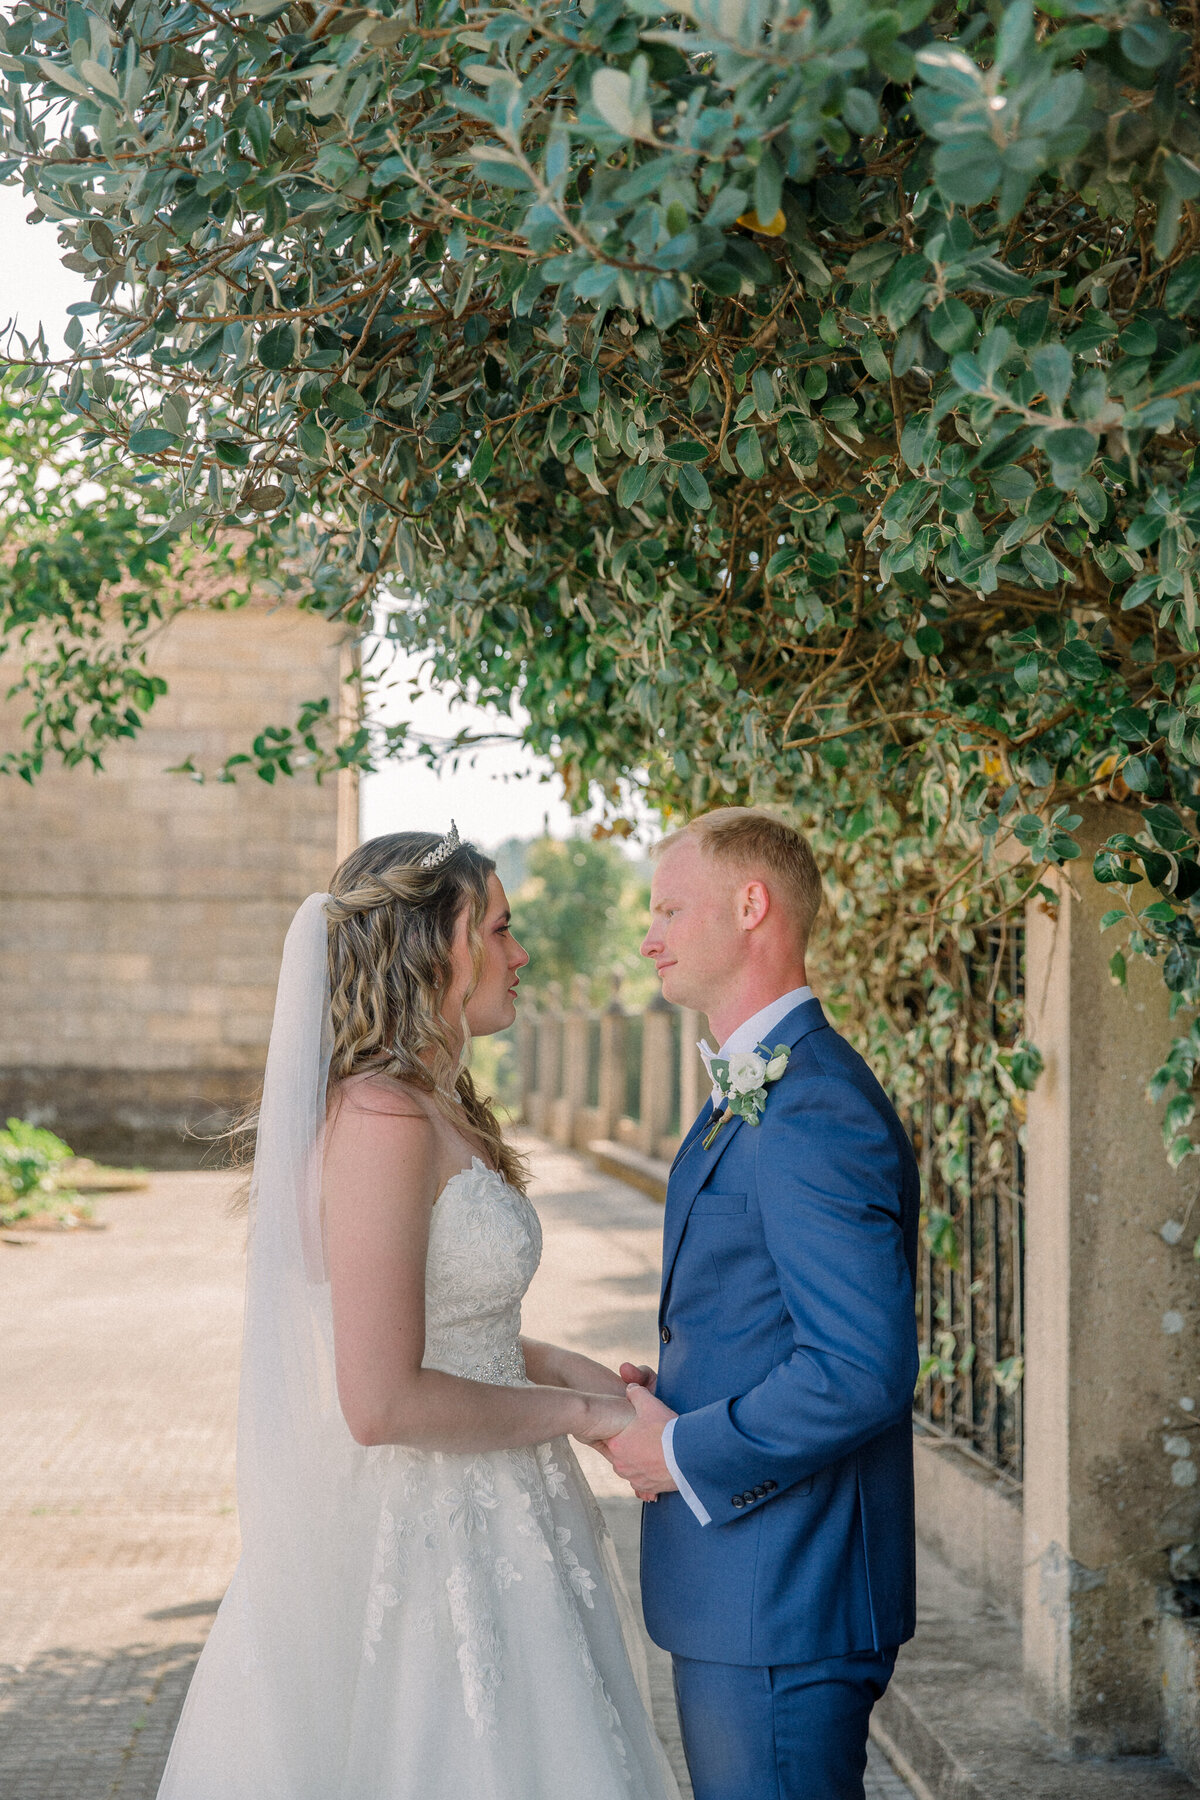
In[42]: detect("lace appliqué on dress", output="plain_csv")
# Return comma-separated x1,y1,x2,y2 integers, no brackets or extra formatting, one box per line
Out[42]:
357,1160,607,1743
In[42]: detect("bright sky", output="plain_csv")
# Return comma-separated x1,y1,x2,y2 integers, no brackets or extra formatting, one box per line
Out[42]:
0,185,655,854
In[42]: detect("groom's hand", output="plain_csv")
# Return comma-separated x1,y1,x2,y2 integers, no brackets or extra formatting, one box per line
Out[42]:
606,1384,678,1500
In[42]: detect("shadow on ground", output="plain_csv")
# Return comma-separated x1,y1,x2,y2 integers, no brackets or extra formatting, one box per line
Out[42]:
0,1640,201,1800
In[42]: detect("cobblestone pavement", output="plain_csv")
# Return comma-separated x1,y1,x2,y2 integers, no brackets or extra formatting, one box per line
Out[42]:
0,1133,912,1800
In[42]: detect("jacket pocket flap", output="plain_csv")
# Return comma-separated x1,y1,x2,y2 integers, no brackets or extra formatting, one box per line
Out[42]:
692,1191,748,1214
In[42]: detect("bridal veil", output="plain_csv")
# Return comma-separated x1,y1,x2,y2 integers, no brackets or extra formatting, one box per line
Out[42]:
158,891,382,1795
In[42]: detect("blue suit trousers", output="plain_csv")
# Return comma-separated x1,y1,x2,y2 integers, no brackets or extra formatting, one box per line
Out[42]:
672,1646,898,1800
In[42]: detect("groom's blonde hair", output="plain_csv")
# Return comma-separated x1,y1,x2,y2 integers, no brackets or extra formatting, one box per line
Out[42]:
655,808,823,950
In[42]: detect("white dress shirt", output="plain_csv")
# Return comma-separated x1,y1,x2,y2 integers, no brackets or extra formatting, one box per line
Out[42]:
661,985,816,1525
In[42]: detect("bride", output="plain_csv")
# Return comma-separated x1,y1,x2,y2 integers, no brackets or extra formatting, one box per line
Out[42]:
157,826,680,1800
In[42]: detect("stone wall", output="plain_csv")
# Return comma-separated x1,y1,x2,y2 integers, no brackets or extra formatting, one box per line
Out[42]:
0,602,357,1163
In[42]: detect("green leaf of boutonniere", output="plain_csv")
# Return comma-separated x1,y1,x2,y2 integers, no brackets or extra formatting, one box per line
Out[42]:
700,1041,791,1147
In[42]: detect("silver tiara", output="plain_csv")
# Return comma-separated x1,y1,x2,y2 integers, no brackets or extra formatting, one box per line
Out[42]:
418,821,461,869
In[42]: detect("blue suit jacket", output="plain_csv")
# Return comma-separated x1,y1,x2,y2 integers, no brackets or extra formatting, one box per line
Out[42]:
640,997,920,1667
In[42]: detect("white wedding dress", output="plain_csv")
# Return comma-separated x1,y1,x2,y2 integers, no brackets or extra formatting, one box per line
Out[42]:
158,1152,681,1800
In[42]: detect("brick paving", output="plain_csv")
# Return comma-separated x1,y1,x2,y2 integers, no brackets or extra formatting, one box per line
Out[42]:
0,1134,912,1799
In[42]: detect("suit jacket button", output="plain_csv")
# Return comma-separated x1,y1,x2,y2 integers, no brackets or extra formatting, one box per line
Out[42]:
754,1485,767,1498
731,1495,744,1508
764,1480,777,1492
660,1326,671,1344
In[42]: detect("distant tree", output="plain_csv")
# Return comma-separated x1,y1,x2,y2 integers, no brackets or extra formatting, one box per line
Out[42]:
509,836,646,1000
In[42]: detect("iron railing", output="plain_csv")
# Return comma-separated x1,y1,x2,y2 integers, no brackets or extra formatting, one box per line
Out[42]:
910,924,1026,1483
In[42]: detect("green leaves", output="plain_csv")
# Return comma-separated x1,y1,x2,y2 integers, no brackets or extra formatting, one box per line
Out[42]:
674,463,711,510
1165,258,1200,319
258,324,297,371
929,299,976,353
734,428,765,479
325,382,365,420
915,18,1088,217
1031,344,1073,410
577,363,600,412
127,428,177,457
664,440,708,463
1057,639,1103,683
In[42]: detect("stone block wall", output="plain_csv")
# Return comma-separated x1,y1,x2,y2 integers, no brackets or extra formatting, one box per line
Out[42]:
0,602,357,1163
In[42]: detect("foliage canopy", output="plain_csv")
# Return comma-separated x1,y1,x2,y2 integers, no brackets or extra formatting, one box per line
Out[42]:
2,0,1200,1184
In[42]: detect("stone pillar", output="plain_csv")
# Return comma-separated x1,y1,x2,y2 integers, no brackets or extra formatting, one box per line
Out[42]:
539,981,564,1134
596,974,626,1140
0,601,355,1164
515,1005,538,1125
557,974,591,1148
1022,802,1199,1753
640,991,675,1159
679,1006,706,1138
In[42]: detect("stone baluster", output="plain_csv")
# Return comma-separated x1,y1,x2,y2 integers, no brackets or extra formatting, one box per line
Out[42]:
678,1006,705,1138
596,971,626,1142
531,983,562,1140
557,973,592,1147
515,1002,539,1126
639,989,675,1159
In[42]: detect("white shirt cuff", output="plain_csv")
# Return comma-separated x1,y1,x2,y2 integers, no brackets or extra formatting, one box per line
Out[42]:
661,1416,711,1526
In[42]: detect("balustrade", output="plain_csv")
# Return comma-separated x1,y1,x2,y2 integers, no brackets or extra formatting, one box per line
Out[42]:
518,975,699,1166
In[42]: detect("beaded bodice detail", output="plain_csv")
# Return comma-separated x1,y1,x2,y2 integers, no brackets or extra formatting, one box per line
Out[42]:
421,1157,542,1386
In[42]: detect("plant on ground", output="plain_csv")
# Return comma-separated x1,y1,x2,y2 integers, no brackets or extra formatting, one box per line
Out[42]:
0,1117,92,1227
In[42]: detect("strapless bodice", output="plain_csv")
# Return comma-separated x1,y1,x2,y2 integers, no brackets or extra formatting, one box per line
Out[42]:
421,1156,542,1385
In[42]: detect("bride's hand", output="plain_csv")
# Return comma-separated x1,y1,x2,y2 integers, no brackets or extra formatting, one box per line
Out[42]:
573,1390,635,1447
619,1362,656,1396
522,1339,629,1398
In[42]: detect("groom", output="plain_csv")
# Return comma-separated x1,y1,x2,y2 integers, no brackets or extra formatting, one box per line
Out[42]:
602,808,920,1800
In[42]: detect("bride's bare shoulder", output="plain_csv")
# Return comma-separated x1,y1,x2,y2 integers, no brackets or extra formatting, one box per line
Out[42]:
328,1068,433,1127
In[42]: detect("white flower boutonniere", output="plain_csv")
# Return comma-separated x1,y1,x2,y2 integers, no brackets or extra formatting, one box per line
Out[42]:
702,1042,791,1148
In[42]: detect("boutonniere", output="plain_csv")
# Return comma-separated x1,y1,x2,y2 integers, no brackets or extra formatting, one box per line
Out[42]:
702,1043,791,1148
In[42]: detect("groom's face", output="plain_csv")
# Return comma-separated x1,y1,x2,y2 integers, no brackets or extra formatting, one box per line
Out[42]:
641,839,742,1012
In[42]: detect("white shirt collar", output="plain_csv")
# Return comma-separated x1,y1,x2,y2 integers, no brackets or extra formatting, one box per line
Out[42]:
716,986,816,1060
697,986,816,1106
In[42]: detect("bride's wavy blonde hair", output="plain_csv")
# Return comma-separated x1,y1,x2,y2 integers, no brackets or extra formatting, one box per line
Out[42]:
324,831,528,1193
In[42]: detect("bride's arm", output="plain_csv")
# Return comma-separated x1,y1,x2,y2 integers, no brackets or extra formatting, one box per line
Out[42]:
323,1100,631,1453
521,1338,629,1398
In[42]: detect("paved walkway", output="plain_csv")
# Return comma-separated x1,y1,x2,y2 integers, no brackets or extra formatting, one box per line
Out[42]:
0,1132,912,1799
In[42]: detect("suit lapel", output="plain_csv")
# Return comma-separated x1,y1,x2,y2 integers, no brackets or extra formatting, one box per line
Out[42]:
670,1095,716,1175
659,997,831,1306
661,1106,745,1305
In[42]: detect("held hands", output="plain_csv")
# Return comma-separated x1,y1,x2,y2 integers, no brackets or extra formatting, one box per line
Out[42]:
570,1361,678,1503
605,1380,679,1504
573,1390,637,1448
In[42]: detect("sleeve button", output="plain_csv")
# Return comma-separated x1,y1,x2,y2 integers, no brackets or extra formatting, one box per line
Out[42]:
731,1496,745,1508
660,1326,671,1344
764,1480,777,1492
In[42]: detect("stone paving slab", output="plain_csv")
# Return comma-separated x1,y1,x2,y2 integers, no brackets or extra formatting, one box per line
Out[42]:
0,1170,241,1800
875,1545,1197,1800
0,1135,913,1800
